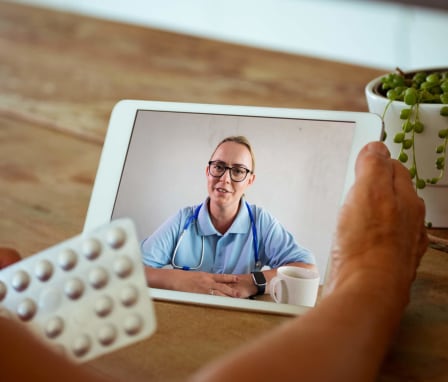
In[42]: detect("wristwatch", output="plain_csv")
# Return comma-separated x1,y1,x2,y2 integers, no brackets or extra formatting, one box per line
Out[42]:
251,271,266,295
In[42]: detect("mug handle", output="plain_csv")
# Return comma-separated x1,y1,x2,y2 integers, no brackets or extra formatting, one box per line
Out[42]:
269,276,285,303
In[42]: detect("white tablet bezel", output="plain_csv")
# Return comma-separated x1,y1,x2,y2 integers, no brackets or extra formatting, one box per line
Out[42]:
84,99,383,315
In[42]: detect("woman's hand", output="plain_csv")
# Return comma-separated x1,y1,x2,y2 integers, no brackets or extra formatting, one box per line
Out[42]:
172,270,241,297
144,267,241,297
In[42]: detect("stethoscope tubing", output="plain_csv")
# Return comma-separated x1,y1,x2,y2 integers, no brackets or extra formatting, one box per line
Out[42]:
171,201,260,270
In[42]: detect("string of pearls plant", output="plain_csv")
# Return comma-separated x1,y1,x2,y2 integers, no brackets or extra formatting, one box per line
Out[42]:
380,68,448,190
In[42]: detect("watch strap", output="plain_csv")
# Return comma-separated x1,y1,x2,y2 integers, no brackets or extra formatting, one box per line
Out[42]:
251,271,266,295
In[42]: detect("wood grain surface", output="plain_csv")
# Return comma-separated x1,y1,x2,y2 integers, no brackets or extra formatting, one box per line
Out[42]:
0,2,447,381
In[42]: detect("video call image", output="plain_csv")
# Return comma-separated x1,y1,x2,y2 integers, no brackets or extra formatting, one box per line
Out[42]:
111,110,356,301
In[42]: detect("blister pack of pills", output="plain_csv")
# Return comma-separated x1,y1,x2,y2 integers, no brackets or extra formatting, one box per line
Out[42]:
0,218,157,362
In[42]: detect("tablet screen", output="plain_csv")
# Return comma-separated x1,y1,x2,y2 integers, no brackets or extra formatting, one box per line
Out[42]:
85,101,382,314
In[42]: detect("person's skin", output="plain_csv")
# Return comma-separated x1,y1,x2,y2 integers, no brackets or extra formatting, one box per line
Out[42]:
0,248,21,268
0,142,428,382
145,140,315,298
189,141,428,382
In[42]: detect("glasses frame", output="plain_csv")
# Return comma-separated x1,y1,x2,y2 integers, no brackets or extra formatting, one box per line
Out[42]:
208,161,252,182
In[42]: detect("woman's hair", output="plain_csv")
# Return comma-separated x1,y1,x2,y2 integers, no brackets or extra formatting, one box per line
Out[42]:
211,136,256,172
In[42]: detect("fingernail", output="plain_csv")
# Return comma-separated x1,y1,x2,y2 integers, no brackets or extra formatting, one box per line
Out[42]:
367,142,390,158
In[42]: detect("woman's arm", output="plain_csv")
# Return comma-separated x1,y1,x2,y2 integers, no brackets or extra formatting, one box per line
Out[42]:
144,266,241,297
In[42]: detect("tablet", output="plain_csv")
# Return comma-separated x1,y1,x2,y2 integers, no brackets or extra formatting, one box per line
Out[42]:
84,100,383,315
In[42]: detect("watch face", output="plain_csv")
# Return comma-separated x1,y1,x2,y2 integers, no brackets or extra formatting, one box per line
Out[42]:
252,272,266,285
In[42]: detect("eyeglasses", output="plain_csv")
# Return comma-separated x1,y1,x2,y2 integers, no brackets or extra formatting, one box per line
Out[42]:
208,161,252,182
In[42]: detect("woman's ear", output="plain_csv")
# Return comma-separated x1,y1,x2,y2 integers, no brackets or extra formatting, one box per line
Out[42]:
247,173,256,186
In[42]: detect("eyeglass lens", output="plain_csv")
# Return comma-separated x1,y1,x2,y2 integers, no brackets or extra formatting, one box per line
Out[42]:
209,161,250,182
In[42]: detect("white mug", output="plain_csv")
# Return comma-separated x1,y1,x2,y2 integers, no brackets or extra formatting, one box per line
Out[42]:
269,266,320,307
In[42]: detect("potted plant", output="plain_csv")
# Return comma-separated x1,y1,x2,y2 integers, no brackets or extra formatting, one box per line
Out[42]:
365,68,448,227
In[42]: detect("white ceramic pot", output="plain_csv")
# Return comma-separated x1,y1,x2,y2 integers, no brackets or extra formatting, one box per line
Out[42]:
365,72,448,227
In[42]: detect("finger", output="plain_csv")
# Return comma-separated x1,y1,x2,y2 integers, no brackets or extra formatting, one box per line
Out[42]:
212,273,239,284
0,248,21,269
354,142,393,186
391,160,426,228
211,283,240,298
343,142,395,213
391,159,416,194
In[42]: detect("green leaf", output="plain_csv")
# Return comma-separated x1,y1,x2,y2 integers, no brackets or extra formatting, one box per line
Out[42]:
394,132,405,143
403,139,413,150
403,120,414,132
400,108,411,119
404,88,418,106
416,179,426,189
414,121,424,133
399,152,408,162
438,129,448,138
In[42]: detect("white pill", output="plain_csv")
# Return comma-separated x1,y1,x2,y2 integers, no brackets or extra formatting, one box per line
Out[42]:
17,298,37,321
12,270,30,292
35,260,53,281
107,227,126,249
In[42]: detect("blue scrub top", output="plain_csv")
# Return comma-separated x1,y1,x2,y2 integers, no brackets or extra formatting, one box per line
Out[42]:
141,198,315,274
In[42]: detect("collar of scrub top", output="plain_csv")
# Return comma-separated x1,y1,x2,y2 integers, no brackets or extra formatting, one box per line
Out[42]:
171,199,260,270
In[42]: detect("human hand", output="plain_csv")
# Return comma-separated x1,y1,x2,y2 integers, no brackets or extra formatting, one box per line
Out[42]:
170,270,241,297
326,142,428,305
0,248,21,270
229,274,258,299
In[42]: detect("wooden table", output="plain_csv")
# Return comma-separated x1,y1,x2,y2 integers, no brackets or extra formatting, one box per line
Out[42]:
1,3,447,381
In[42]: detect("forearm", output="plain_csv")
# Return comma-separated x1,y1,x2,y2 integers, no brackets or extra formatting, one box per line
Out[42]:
0,317,113,382
191,273,407,382
144,266,240,297
144,266,179,290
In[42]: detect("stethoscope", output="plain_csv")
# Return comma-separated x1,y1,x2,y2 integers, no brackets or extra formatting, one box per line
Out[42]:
171,201,260,271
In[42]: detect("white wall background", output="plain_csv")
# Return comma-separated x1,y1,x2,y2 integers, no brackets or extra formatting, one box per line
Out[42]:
12,0,448,70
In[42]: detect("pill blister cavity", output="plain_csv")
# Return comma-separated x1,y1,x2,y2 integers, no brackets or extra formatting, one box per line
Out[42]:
12,270,30,292
64,278,84,300
113,256,133,278
17,298,37,321
88,267,109,289
72,334,92,357
82,238,102,260
97,324,117,346
0,281,6,301
95,295,114,317
120,285,139,307
58,249,78,271
124,313,143,335
35,260,54,282
45,316,65,339
107,227,126,249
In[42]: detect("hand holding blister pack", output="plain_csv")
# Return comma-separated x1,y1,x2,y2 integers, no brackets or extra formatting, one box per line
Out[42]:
0,218,156,362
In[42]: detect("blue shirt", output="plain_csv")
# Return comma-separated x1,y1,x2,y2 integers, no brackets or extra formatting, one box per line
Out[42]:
141,198,315,274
